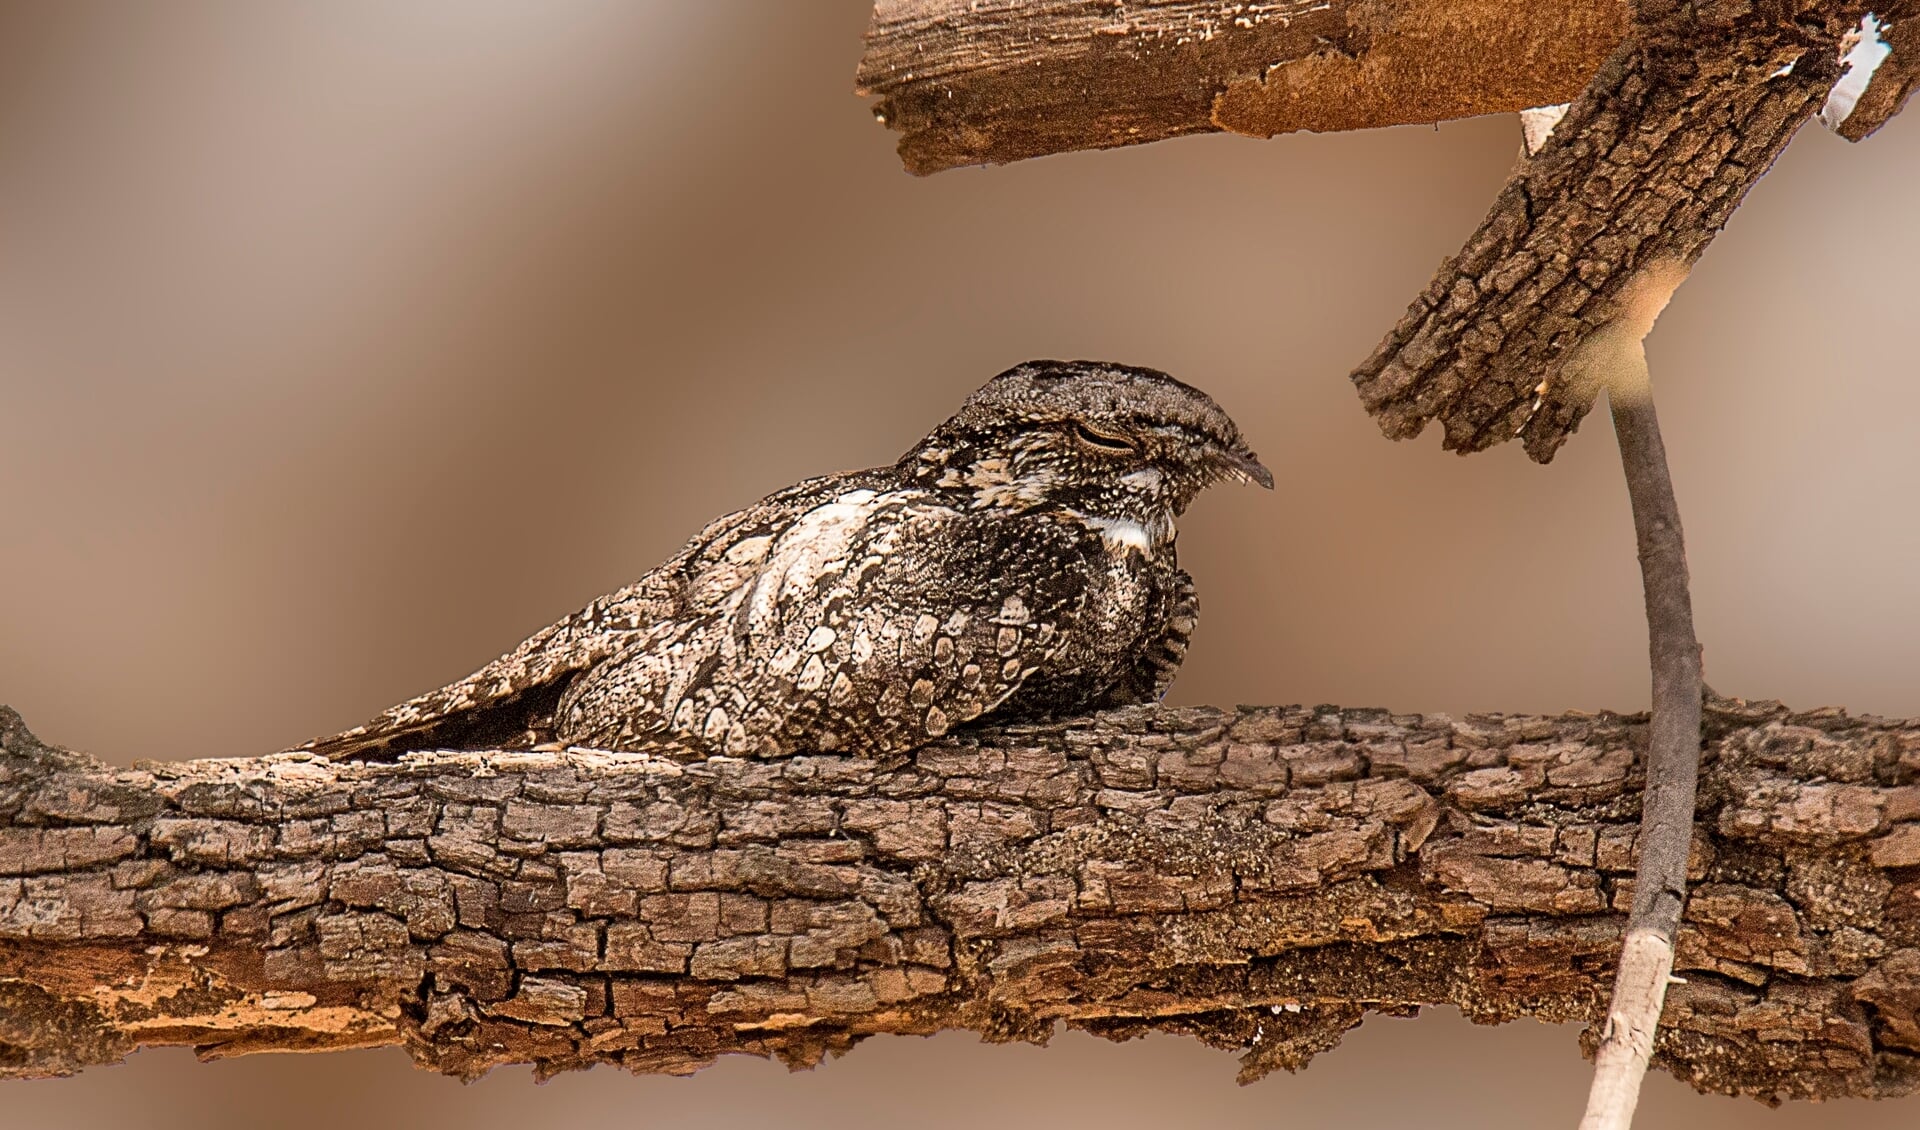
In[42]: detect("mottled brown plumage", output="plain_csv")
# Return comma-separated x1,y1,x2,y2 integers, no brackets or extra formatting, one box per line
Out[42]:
297,361,1269,761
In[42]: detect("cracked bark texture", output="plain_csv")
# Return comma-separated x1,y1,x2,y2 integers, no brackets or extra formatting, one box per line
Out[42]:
1349,1,1911,461
856,0,1631,175
7,698,1920,1103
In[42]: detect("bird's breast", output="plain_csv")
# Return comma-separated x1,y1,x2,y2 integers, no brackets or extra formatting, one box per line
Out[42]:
1083,542,1160,642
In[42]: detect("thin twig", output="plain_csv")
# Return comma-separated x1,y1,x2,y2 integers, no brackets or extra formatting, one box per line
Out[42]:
1506,100,1705,1127
1578,384,1704,1129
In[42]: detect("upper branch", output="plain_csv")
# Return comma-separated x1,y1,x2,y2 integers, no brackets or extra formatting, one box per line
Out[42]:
6,699,1920,1102
860,2,1920,463
856,0,1630,175
1350,3,1888,461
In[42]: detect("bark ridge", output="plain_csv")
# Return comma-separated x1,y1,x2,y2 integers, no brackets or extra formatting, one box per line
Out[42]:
5,700,1920,1101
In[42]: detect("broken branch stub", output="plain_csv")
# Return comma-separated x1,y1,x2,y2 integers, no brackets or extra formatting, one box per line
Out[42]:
7,701,1920,1102
1349,5,1874,461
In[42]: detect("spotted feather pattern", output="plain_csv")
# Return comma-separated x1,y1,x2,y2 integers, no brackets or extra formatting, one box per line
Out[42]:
295,360,1267,762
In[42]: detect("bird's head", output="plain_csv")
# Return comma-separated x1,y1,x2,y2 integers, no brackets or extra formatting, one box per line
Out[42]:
905,360,1271,539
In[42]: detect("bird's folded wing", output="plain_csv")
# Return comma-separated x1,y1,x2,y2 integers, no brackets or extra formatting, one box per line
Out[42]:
291,471,891,760
711,501,1098,757
290,597,639,760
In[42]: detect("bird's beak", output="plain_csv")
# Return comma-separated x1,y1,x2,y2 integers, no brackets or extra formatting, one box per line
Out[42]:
1215,446,1274,490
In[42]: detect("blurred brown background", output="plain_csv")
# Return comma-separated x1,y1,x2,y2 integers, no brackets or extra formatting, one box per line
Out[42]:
2,2,1916,1127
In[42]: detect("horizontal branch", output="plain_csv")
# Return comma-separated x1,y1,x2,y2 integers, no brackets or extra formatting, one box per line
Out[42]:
855,0,1630,175
5,698,1920,1100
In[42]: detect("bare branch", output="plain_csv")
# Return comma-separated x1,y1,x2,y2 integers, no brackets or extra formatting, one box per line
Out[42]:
856,0,1629,175
1581,376,1704,1128
7,700,1920,1102
1348,4,1885,461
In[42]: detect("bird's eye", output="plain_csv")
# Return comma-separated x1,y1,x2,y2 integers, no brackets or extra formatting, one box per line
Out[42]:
1070,422,1139,454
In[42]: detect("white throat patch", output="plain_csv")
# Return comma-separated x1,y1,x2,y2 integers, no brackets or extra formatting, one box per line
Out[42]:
1079,514,1162,556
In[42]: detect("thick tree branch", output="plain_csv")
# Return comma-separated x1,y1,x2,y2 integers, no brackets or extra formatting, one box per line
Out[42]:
7,699,1920,1102
856,1,1631,176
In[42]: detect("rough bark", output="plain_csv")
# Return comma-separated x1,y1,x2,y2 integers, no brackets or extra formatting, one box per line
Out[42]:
1349,2,1900,462
860,3,1920,464
7,698,1920,1103
856,0,1631,176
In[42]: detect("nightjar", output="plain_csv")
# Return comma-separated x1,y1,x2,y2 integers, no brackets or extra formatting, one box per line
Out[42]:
298,360,1269,761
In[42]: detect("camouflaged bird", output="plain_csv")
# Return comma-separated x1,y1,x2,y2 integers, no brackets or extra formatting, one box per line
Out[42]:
298,361,1270,761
